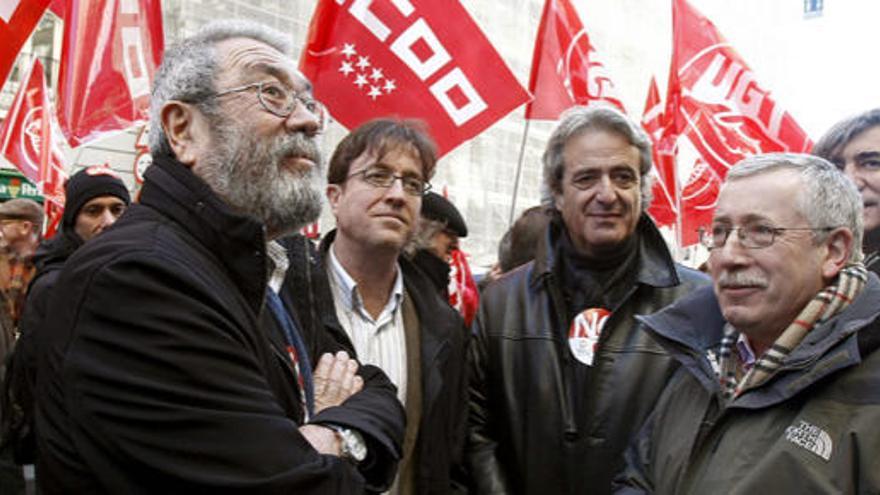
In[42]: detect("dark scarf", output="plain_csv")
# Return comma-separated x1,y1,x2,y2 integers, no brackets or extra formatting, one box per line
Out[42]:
554,215,640,320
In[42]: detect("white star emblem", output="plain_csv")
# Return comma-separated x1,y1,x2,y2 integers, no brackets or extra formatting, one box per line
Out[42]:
368,85,383,100
369,67,384,82
354,73,369,88
341,43,356,58
383,79,396,94
356,56,371,70
339,61,354,77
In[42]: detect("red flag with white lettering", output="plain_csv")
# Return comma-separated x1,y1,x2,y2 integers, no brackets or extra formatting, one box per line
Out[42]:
55,0,164,147
0,0,52,87
641,76,677,227
665,0,812,245
526,0,625,120
0,58,68,236
300,0,530,157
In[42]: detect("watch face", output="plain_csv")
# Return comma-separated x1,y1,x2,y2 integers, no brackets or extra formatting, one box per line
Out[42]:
340,429,367,462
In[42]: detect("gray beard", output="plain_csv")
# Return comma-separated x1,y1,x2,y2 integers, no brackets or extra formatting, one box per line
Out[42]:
193,122,324,237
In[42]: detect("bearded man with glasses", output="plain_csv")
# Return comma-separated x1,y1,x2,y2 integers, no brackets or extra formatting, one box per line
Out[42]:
34,20,404,493
616,153,880,494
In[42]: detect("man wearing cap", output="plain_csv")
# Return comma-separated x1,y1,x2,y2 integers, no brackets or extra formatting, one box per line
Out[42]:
2,166,131,471
406,191,468,299
0,199,43,340
0,198,42,495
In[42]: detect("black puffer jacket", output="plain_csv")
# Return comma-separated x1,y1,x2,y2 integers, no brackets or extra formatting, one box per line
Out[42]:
467,215,708,495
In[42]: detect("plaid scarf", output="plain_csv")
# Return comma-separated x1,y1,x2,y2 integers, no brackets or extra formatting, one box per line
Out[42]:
717,263,868,400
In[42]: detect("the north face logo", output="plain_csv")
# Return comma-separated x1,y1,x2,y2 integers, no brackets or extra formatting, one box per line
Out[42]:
784,420,832,461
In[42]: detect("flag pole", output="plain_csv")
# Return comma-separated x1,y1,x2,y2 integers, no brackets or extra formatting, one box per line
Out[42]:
508,118,531,226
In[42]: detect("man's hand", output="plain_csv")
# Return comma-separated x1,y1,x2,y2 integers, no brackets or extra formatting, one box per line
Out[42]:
299,424,341,456
313,350,364,413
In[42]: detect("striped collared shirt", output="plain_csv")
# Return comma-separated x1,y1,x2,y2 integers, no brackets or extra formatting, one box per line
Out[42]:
326,243,408,405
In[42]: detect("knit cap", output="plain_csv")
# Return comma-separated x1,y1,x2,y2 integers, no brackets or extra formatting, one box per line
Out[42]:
62,166,131,230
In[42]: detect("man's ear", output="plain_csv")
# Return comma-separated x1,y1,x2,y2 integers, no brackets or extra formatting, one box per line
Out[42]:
822,227,855,280
160,101,207,167
325,184,341,215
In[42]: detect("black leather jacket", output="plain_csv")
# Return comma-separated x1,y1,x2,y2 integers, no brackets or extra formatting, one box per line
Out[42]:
467,215,709,495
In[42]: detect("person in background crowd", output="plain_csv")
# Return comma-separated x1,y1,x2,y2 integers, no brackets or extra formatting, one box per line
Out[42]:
406,191,468,300
467,105,708,495
615,153,880,493
322,119,468,494
0,199,43,354
34,20,402,493
0,199,43,495
1,166,131,476
812,108,880,275
497,205,552,274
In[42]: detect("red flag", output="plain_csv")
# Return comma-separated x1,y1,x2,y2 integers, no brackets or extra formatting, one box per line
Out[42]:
448,249,478,328
0,0,52,87
300,0,530,157
55,0,164,147
526,0,625,120
0,58,68,237
641,76,677,227
664,0,813,245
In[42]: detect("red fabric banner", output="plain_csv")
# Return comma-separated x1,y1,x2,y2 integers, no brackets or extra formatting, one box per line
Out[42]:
0,58,68,237
55,0,164,147
641,76,677,228
665,0,813,245
300,0,530,157
525,0,625,120
0,0,52,87
448,248,478,328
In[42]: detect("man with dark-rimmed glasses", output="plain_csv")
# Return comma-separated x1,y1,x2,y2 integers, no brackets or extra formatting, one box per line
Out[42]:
306,118,469,494
616,153,880,493
34,20,404,493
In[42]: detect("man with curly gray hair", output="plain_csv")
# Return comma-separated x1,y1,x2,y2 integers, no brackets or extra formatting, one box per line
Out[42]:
467,105,708,495
35,20,403,493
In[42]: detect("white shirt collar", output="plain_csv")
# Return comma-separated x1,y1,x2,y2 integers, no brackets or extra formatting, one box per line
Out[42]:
327,242,404,320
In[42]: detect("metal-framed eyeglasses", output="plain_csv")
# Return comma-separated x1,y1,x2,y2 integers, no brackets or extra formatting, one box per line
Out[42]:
699,224,839,250
347,167,431,197
213,80,326,129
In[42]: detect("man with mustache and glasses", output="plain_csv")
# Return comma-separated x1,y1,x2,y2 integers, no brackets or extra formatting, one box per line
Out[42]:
615,154,880,494
467,106,708,495
299,119,468,495
34,21,403,493
813,108,880,276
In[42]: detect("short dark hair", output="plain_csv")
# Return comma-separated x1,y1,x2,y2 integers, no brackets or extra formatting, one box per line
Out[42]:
812,108,880,165
327,119,437,185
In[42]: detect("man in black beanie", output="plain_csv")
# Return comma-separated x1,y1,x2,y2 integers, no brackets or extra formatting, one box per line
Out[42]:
2,166,130,474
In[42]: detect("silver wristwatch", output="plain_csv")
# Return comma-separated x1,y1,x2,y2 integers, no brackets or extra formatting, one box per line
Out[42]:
328,425,367,463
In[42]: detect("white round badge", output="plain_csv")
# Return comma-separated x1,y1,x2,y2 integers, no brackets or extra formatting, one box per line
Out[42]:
568,308,611,366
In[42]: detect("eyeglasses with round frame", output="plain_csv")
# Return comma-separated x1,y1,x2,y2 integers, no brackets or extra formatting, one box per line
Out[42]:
346,167,432,197
699,224,839,250
213,80,326,130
